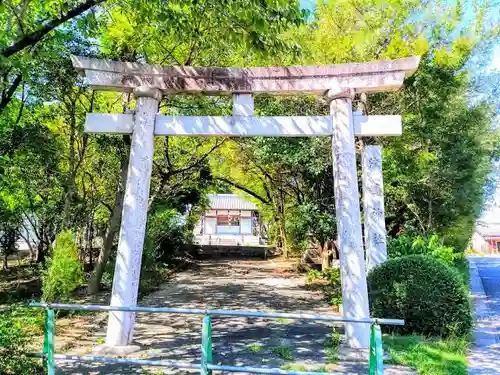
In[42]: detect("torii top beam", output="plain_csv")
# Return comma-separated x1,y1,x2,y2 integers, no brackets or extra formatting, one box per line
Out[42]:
71,55,420,96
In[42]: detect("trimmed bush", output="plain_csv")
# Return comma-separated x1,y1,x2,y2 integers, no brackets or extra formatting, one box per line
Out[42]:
42,230,84,302
368,255,471,337
388,234,456,265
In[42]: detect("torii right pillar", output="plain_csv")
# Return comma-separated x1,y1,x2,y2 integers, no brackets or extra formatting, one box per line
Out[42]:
329,88,370,348
362,144,388,271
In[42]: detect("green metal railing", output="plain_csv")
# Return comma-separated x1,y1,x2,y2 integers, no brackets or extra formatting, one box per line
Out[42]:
28,303,404,375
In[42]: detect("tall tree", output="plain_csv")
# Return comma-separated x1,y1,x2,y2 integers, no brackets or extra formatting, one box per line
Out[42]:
0,0,105,112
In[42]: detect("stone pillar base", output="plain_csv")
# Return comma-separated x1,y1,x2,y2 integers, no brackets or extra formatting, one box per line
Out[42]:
338,346,370,361
93,344,142,356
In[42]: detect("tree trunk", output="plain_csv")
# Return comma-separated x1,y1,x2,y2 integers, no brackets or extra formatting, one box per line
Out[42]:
321,242,329,271
3,254,8,270
277,190,288,258
62,129,76,229
35,244,47,263
35,227,47,263
332,239,340,260
87,144,129,295
0,73,22,114
88,221,94,269
19,231,35,262
279,217,288,258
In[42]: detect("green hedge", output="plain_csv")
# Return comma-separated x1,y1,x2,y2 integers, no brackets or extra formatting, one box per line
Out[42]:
368,255,471,337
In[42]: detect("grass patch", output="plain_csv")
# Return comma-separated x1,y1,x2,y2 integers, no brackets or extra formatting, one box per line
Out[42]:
276,317,294,324
141,370,164,375
324,329,341,363
271,345,294,360
383,334,469,375
281,364,329,372
248,343,263,353
281,363,307,371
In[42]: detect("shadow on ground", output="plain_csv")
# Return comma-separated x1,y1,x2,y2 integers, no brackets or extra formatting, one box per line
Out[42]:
56,259,412,375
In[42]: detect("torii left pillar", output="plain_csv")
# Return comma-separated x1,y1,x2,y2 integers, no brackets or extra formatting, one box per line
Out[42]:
329,88,370,348
106,86,162,346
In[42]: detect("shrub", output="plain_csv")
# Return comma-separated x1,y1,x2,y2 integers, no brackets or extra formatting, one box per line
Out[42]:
306,267,342,306
42,230,84,302
137,208,192,295
306,267,340,286
0,306,44,374
144,208,193,265
306,269,323,283
388,234,456,265
368,255,471,337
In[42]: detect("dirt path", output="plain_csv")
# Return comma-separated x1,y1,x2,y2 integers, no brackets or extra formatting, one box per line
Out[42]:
55,259,414,374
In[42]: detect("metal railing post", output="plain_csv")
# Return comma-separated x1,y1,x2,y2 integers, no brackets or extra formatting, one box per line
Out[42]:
201,315,213,375
368,323,384,375
43,308,56,375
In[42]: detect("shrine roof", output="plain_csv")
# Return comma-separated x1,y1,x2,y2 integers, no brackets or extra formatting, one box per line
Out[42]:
207,194,257,211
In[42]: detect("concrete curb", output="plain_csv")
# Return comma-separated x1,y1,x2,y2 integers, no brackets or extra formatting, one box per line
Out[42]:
93,344,142,356
468,257,498,347
467,257,500,374
469,257,491,318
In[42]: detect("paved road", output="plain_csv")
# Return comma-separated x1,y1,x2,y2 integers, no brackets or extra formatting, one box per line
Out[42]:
468,256,500,375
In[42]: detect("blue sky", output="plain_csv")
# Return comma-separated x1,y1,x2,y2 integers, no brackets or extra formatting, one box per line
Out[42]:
299,0,315,9
491,45,500,70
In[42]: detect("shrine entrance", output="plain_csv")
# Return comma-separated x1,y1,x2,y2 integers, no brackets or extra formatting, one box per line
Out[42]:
71,55,420,349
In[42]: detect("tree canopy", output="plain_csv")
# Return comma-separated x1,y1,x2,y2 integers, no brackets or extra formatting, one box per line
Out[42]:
0,0,498,291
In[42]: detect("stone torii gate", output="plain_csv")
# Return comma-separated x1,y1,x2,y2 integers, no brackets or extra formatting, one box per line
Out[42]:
71,55,419,350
